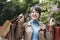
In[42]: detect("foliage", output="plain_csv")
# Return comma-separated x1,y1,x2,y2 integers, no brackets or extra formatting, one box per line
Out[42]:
0,0,60,26
0,1,21,25
40,0,60,25
52,10,60,26
0,0,39,25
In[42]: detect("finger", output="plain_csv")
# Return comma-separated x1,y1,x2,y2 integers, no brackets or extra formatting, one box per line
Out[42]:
18,14,24,19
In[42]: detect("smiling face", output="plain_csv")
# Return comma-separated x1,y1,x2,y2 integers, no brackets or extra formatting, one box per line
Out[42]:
30,9,40,20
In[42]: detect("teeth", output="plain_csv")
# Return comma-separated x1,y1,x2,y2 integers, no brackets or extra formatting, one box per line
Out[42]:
33,15,37,17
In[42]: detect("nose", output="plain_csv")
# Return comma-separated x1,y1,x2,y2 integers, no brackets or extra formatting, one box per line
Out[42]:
33,12,36,15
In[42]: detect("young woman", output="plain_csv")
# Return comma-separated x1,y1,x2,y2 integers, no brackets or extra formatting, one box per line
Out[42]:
8,5,46,40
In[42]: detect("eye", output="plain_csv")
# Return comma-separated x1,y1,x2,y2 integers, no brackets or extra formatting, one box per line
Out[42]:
31,11,34,13
35,11,39,13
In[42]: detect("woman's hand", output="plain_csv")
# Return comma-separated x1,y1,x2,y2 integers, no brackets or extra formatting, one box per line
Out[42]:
18,14,24,22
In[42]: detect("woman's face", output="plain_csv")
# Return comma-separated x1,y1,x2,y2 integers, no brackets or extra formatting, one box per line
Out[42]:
30,9,40,20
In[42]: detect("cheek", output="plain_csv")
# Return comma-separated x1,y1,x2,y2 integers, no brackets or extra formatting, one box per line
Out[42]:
35,13,39,18
37,14,39,17
30,13,33,17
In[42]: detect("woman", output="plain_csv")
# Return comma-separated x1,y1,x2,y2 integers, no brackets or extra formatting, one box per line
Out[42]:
8,5,46,40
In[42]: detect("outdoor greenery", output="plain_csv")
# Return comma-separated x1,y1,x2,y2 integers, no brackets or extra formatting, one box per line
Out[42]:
40,0,60,25
0,0,60,26
52,10,60,26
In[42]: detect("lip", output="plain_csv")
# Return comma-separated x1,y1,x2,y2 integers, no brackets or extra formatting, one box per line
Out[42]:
32,15,37,18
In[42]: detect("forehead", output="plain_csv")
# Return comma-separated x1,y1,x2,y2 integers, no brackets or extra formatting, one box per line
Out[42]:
32,9,38,12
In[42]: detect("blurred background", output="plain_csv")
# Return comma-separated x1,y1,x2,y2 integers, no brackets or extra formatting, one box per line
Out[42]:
0,0,60,26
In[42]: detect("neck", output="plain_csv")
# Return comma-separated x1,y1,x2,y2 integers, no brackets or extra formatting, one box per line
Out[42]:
31,19,38,21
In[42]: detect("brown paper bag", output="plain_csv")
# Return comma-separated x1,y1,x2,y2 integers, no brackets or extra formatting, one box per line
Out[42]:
0,20,11,38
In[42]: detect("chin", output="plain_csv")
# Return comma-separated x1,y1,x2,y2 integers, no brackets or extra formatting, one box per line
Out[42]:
32,18,38,20
32,17,38,20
